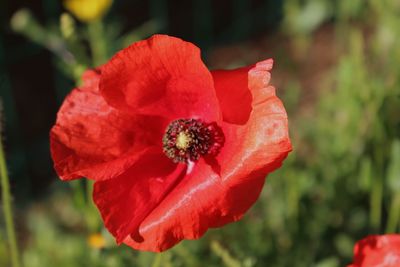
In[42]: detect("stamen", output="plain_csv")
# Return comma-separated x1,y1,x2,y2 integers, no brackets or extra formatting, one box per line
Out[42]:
176,131,191,150
162,119,224,163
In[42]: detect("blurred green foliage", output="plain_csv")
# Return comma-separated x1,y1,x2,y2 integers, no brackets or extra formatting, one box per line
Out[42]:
1,0,400,266
10,8,159,84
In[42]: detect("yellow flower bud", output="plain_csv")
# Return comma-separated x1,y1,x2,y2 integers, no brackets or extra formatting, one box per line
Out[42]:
87,233,106,249
63,0,113,22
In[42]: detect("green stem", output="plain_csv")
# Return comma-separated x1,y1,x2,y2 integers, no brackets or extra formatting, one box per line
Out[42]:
151,253,163,267
174,244,200,267
0,137,21,267
210,240,242,267
86,179,93,206
70,180,86,209
87,20,107,66
385,193,400,233
85,179,99,232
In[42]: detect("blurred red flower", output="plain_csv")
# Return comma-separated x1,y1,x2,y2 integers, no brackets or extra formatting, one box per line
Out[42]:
50,35,292,252
348,234,400,267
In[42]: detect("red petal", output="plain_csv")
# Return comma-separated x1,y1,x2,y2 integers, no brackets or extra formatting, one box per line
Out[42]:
349,235,400,267
93,152,186,243
212,66,253,124
216,61,291,183
122,59,291,252
123,160,265,251
100,35,220,121
50,69,167,181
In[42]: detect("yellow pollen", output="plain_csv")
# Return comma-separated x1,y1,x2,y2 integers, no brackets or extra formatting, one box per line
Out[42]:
176,131,191,150
87,233,106,249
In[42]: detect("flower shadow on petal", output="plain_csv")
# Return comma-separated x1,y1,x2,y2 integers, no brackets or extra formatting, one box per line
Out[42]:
212,66,253,125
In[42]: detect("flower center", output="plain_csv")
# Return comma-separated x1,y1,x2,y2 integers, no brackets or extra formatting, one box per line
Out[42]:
162,118,224,163
175,131,192,150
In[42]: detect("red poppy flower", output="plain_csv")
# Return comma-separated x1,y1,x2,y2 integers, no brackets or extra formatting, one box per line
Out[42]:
348,234,400,267
50,34,292,252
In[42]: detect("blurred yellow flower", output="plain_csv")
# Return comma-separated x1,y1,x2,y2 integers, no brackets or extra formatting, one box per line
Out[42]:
63,0,113,22
87,233,106,249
